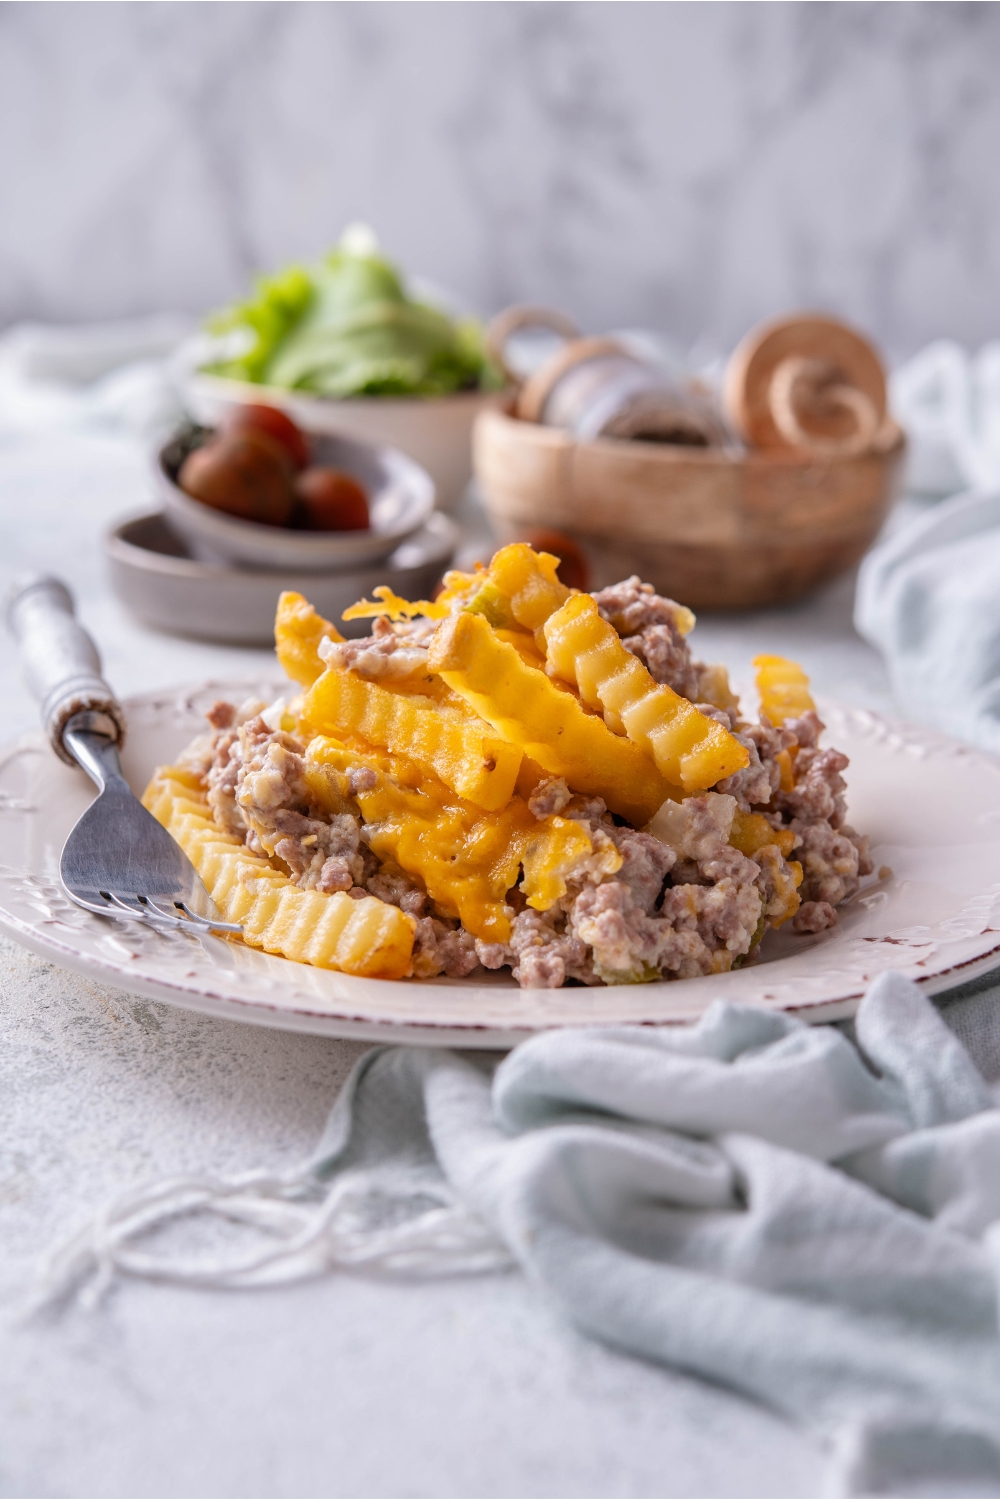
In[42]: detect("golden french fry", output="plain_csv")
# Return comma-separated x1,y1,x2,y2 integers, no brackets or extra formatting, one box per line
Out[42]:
143,767,415,978
302,661,522,811
754,655,816,726
494,628,547,671
543,594,748,793
275,591,343,688
464,543,571,637
428,611,673,825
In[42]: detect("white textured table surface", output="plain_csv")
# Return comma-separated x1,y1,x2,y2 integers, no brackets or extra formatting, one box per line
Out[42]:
0,426,908,1498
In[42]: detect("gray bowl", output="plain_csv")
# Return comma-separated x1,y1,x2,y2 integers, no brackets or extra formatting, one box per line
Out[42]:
107,509,458,646
156,428,435,573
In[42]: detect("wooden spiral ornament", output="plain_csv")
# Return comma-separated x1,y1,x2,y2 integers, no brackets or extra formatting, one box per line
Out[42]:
723,313,888,456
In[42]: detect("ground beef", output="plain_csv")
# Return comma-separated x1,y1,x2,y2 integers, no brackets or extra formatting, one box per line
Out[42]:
570,881,668,982
509,909,594,988
592,577,703,701
784,710,823,751
203,702,269,836
660,878,763,964
474,939,511,970
843,824,874,877
776,746,850,827
528,776,572,819
320,616,433,682
790,817,861,907
205,700,237,730
412,918,480,979
236,719,370,894
621,625,703,701
560,791,765,983
561,792,615,827
605,825,676,911
273,810,364,893
754,844,802,925
715,719,797,811
793,900,839,933
348,765,379,795
365,863,427,916
649,792,795,959
205,726,244,835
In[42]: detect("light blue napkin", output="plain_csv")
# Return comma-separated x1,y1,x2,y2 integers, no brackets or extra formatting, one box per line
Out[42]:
855,489,1000,757
42,970,1000,1496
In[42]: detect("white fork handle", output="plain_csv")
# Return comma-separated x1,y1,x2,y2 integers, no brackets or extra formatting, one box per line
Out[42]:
5,575,126,765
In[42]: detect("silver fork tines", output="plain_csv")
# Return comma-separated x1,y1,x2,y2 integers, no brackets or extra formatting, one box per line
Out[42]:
100,892,243,934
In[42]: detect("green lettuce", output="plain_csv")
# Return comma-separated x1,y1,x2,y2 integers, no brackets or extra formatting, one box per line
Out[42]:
204,232,502,398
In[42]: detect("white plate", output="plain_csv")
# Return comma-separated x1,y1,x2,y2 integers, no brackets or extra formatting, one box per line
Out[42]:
0,683,998,1047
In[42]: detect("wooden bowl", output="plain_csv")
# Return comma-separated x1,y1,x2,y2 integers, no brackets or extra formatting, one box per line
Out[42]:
473,407,906,610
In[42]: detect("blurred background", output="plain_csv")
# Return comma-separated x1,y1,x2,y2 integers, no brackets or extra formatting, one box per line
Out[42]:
0,0,997,743
4,0,1000,359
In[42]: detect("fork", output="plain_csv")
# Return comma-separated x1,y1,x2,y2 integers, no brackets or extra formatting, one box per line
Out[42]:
6,575,241,936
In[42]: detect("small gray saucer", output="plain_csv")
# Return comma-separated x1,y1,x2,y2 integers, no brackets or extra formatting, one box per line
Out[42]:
106,510,458,646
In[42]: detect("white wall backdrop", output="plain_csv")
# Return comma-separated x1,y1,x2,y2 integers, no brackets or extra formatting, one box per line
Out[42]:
3,1,1000,360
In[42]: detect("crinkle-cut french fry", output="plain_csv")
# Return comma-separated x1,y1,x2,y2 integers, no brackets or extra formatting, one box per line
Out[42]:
543,594,749,794
466,543,571,636
142,767,415,978
341,585,448,623
495,628,547,671
433,566,485,613
754,655,815,726
305,737,618,943
302,660,522,811
514,754,549,800
275,592,343,688
428,611,672,825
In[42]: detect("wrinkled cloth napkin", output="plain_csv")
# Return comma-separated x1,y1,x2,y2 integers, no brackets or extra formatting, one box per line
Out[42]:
41,971,1000,1497
891,341,1000,497
855,489,1000,757
0,316,189,437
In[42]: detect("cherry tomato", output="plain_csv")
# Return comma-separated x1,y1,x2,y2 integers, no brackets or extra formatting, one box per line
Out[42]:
519,529,591,591
179,430,295,526
220,403,310,470
294,468,371,531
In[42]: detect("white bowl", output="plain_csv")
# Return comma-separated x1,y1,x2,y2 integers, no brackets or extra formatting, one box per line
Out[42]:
178,361,510,513
156,428,434,573
107,509,458,646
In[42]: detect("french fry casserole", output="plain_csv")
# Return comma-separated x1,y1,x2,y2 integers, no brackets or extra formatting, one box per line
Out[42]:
144,544,872,986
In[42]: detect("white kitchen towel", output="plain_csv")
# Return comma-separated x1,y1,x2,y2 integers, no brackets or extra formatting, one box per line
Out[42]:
0,316,189,438
891,340,1000,496
39,970,1000,1497
854,488,1000,756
